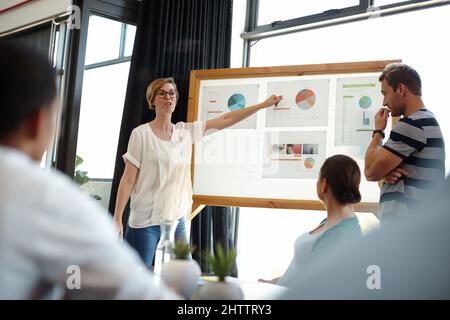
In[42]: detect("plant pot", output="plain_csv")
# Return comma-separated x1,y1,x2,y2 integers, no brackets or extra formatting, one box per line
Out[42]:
196,281,244,300
161,259,201,299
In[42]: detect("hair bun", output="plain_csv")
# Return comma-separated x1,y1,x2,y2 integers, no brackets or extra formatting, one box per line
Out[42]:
339,189,361,204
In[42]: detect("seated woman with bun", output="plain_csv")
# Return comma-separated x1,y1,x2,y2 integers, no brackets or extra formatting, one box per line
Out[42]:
261,154,363,287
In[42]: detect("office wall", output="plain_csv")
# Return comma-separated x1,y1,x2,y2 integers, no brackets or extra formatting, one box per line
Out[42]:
0,0,72,34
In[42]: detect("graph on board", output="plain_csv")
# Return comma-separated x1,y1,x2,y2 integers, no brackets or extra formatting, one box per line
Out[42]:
335,77,382,147
359,95,372,109
228,93,246,111
266,79,329,127
263,131,326,179
296,89,316,110
304,157,315,169
201,84,259,129
362,111,370,125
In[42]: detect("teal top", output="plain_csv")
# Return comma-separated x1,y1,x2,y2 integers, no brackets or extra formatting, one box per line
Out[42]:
312,217,362,257
277,216,363,287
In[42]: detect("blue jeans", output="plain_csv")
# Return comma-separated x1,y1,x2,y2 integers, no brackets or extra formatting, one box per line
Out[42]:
125,218,190,268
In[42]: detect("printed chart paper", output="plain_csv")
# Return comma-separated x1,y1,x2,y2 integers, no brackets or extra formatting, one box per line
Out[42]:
335,77,383,146
262,131,327,179
200,84,259,129
265,79,330,127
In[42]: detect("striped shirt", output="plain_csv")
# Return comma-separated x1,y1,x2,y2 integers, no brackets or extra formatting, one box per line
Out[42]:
379,109,445,219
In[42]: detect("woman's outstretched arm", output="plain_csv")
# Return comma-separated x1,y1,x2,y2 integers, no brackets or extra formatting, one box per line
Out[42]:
204,94,282,133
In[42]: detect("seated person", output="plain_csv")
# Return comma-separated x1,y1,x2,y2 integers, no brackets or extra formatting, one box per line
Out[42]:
282,176,450,299
0,42,177,299
261,155,363,287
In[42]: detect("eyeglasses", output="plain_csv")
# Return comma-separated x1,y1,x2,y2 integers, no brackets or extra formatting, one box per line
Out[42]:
156,90,177,98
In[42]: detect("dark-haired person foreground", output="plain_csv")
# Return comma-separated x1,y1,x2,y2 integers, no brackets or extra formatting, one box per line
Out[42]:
364,63,445,220
0,42,177,299
260,155,363,287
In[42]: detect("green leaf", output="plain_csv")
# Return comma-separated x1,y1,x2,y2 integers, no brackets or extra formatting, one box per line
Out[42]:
205,243,236,282
173,240,192,260
75,155,84,169
74,170,89,185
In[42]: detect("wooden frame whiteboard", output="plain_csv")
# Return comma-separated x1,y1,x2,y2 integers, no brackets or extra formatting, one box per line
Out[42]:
187,60,401,219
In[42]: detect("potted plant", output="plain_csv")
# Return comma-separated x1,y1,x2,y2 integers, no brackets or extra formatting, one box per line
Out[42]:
160,240,201,299
74,155,102,201
196,243,243,300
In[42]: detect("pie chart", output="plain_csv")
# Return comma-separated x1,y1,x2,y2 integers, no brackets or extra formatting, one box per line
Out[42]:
359,96,372,109
296,89,316,110
228,93,246,111
304,157,315,169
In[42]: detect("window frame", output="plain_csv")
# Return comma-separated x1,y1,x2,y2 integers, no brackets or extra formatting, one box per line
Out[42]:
245,0,449,41
55,0,138,177
84,19,135,70
241,0,450,66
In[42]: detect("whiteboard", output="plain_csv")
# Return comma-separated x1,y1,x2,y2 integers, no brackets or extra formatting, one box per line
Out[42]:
187,61,400,215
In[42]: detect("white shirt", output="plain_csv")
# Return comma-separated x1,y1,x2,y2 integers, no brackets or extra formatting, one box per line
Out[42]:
277,231,323,287
123,121,205,228
0,146,178,299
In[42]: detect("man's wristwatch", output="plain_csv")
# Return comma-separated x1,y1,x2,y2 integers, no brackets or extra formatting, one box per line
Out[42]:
372,129,385,139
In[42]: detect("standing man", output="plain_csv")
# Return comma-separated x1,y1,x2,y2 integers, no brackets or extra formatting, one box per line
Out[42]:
364,63,445,220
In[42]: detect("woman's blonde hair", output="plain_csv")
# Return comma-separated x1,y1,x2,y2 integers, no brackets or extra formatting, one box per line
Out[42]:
146,77,178,110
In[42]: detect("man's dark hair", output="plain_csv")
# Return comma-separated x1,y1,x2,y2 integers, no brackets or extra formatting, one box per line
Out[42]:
379,63,422,96
0,41,57,137
319,154,361,205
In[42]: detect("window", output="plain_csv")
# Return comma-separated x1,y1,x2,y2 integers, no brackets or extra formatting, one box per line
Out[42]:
258,0,360,26
85,16,123,65
374,0,417,6
237,208,327,281
232,2,450,281
76,62,131,178
237,209,379,281
248,5,450,175
124,24,136,57
75,15,136,209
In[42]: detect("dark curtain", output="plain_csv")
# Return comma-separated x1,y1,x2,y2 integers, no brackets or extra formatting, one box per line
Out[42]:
108,0,238,275
191,206,239,276
2,23,52,58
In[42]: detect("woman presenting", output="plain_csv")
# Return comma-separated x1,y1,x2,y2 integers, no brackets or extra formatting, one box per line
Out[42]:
113,77,282,268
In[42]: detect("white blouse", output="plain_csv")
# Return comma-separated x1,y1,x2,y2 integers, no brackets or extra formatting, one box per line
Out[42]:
0,146,177,299
277,230,324,287
123,121,205,228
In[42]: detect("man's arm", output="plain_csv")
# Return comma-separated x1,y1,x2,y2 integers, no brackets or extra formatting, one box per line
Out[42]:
364,108,403,181
365,135,403,181
382,166,409,185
